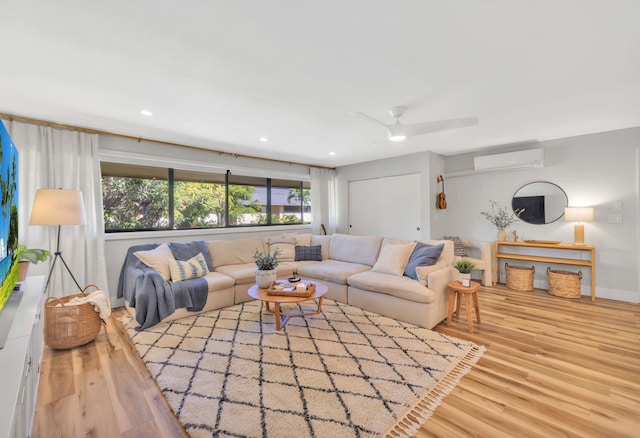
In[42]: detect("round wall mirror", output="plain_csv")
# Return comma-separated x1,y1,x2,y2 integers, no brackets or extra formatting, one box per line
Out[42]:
512,181,568,224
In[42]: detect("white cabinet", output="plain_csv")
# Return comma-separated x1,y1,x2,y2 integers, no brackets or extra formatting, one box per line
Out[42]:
0,276,45,438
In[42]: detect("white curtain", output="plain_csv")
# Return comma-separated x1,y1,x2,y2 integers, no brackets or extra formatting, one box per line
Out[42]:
4,119,108,297
310,167,338,235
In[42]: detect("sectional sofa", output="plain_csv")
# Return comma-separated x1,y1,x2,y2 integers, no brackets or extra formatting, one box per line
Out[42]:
118,233,472,330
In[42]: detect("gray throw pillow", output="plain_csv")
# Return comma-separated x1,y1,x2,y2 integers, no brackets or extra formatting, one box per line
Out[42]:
294,245,322,261
169,240,214,271
404,243,445,280
443,236,467,257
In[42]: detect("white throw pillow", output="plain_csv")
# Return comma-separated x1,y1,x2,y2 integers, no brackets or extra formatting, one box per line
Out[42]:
134,243,174,281
371,242,416,276
168,252,210,282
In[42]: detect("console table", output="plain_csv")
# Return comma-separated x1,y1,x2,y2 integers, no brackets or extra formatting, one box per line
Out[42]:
493,241,596,301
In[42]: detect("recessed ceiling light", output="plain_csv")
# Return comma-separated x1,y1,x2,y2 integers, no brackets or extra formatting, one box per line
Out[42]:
329,152,336,156
141,110,153,116
259,137,268,142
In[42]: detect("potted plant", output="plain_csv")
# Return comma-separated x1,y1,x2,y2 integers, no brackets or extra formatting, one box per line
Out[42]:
15,245,51,282
253,248,281,288
480,200,524,241
454,259,475,287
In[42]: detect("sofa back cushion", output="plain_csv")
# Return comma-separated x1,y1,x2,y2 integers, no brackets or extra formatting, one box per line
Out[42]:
329,234,382,266
268,236,297,261
420,239,454,266
311,235,331,260
207,237,267,267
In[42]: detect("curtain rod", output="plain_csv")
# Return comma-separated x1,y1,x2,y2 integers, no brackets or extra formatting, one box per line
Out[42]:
0,112,335,171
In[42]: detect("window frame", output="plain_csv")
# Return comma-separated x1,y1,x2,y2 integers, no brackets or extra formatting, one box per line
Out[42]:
100,158,311,233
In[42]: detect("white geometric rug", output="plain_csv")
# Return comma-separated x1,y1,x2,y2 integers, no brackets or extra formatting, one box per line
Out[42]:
122,299,484,437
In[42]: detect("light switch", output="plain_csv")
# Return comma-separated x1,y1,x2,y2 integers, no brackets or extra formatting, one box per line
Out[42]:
608,213,623,224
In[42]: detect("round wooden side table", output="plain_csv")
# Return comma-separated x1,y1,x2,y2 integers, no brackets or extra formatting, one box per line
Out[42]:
446,280,481,333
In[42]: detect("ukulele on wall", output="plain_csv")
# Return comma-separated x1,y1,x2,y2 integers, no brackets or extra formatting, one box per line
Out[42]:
436,175,447,209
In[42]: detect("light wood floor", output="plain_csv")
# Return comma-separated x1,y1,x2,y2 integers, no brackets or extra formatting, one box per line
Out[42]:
33,285,640,437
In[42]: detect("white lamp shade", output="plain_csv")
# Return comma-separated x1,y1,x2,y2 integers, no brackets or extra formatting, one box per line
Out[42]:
29,189,87,226
564,207,594,222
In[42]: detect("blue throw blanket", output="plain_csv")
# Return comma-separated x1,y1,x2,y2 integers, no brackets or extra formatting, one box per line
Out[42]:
117,244,209,330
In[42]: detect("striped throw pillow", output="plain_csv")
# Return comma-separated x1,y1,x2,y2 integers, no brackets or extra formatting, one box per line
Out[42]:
168,252,210,282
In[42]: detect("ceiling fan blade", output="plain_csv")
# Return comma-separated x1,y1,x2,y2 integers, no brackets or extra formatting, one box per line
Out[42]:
350,111,395,138
400,117,479,137
350,111,393,128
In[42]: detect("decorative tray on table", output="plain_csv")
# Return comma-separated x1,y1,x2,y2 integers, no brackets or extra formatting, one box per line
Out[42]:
267,280,316,297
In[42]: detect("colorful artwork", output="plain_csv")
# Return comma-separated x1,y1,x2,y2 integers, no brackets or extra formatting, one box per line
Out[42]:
0,120,19,312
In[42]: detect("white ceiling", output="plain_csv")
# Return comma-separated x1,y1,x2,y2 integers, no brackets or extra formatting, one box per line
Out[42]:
2,1,639,167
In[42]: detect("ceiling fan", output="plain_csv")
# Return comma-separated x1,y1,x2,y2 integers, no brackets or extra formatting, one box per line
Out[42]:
351,106,479,142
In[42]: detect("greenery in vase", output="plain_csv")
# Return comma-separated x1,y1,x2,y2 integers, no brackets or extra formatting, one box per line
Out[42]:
14,245,50,264
454,259,475,274
480,200,524,230
253,248,281,270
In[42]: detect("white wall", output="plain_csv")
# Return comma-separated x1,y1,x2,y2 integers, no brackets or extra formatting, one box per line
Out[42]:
441,127,640,303
334,127,640,303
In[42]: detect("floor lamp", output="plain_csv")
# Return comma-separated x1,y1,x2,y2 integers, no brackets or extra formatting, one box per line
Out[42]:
29,188,87,294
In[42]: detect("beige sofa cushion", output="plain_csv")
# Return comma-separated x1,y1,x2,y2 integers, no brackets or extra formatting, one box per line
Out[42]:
415,259,447,286
216,263,295,285
207,237,267,267
283,233,312,246
348,271,435,304
311,235,331,260
215,263,256,284
297,260,371,285
371,242,416,276
268,236,297,261
329,234,382,266
202,271,236,292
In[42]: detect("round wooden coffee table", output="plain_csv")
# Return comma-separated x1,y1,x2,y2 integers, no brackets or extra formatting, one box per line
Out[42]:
248,281,328,330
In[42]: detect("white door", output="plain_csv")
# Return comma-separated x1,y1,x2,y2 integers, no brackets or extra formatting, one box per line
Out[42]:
348,173,421,240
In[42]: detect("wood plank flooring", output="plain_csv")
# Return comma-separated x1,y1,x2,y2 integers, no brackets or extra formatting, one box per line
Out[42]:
32,285,640,437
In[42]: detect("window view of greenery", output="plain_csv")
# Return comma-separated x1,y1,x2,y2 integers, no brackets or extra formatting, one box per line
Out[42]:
101,164,170,230
101,162,311,231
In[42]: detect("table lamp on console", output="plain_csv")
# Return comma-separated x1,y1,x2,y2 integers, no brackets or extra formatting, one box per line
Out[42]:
564,207,594,244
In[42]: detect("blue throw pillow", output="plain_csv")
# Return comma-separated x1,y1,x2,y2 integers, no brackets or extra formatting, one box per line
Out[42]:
295,245,322,261
169,240,214,271
403,242,445,280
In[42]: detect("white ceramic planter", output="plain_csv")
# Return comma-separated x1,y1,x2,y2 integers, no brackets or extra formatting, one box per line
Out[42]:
459,273,471,287
256,269,276,288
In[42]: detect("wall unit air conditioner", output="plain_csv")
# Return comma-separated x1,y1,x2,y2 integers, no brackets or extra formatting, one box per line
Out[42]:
474,148,544,172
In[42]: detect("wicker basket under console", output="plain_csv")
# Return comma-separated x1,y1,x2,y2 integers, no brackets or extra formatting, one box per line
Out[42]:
505,263,535,291
547,268,582,298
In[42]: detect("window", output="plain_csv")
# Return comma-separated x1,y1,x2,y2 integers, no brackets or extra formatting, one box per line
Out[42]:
101,163,170,230
101,162,311,232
